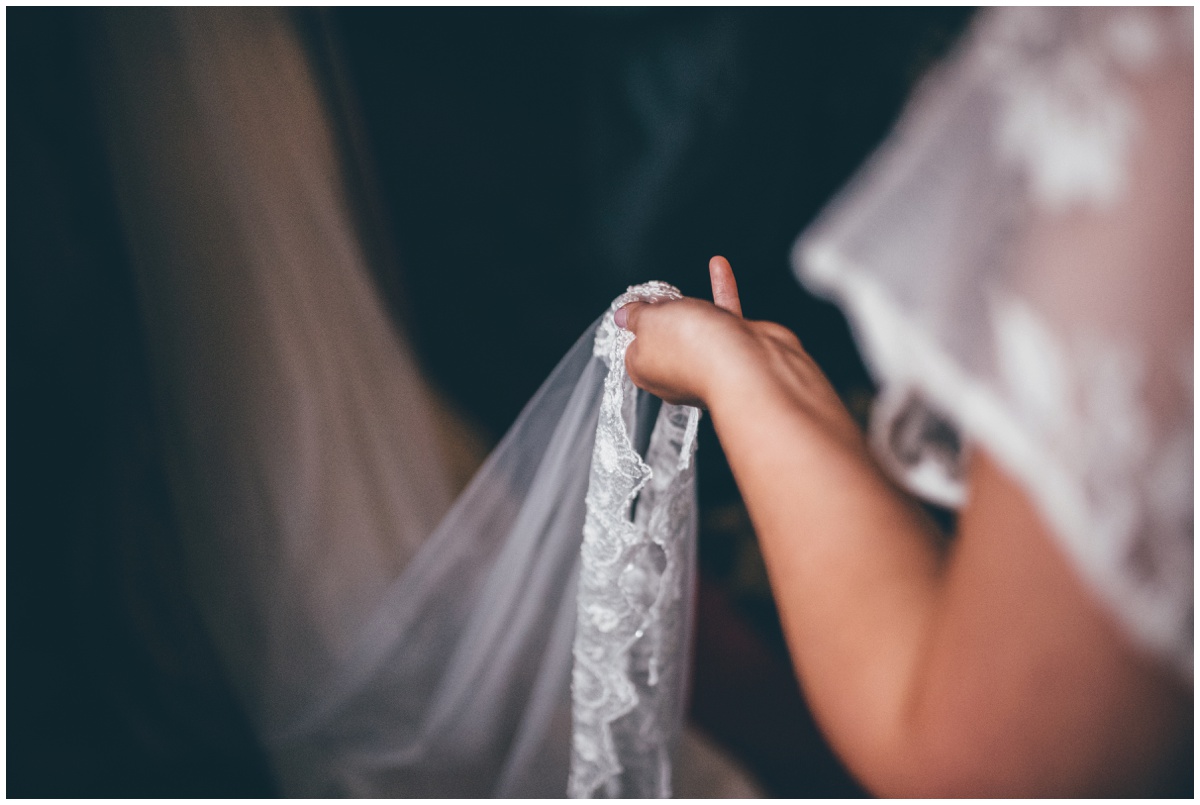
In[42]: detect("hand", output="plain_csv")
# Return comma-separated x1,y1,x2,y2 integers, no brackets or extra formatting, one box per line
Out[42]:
614,256,746,408
617,257,861,449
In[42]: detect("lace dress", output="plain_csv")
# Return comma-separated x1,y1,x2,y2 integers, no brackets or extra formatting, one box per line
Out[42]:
793,7,1193,678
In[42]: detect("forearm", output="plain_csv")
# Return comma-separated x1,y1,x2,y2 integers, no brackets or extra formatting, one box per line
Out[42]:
619,269,1188,794
706,353,945,790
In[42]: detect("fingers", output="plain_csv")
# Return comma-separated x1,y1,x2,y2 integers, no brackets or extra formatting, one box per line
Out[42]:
709,255,742,318
616,255,740,330
613,300,645,331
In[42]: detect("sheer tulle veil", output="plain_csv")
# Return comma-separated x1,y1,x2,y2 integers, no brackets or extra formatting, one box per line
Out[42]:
91,8,701,796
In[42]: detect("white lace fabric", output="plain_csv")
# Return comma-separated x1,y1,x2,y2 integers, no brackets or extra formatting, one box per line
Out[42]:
794,7,1192,677
571,283,702,798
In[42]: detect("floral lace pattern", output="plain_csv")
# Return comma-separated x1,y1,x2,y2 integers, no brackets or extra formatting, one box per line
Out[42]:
983,8,1157,210
795,8,1193,676
569,283,701,798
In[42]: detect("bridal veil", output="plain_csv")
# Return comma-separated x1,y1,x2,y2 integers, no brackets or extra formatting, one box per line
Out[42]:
92,8,703,796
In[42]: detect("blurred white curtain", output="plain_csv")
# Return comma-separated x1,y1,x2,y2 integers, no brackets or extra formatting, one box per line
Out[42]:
92,6,456,736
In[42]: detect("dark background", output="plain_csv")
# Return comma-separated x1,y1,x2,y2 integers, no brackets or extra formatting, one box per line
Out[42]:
8,7,976,796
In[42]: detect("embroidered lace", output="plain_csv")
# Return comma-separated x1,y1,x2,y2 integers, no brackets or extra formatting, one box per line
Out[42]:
794,7,1193,676
570,283,701,798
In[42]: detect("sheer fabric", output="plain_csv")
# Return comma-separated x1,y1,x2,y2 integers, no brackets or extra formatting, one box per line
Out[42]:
92,8,700,796
269,292,699,798
793,7,1193,677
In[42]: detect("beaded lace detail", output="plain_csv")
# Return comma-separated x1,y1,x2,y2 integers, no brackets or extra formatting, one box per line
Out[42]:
569,282,701,798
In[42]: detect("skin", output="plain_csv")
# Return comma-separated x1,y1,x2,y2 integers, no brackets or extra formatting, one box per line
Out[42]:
616,256,1191,796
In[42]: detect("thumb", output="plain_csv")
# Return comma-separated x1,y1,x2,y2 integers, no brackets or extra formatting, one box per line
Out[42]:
614,301,646,331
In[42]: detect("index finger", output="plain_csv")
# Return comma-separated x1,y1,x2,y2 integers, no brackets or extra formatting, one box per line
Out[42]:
709,255,743,318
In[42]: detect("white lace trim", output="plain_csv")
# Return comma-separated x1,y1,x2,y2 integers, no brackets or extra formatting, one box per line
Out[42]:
569,282,702,798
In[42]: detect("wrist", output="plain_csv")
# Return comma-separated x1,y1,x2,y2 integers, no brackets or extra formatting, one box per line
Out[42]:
702,338,800,446
694,325,765,413
705,332,869,461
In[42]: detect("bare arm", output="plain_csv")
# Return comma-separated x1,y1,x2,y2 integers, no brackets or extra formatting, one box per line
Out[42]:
620,257,1190,796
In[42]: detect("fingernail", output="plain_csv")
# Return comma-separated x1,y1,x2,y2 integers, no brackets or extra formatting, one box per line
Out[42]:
614,305,629,329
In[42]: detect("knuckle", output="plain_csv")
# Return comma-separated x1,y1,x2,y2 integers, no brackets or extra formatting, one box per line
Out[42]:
753,320,792,340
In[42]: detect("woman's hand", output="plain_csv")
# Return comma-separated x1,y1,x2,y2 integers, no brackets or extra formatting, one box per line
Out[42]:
617,256,862,452
614,256,746,408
